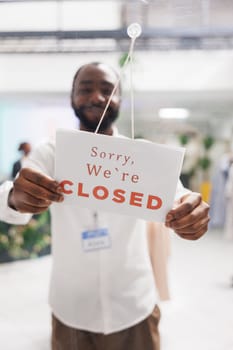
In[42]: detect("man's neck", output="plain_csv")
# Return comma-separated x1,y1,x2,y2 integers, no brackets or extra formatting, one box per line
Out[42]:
79,124,113,136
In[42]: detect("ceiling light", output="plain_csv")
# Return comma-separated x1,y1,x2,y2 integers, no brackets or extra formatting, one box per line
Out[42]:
158,108,190,119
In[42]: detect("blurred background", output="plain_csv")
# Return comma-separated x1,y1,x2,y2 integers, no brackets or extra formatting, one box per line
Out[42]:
0,1,233,349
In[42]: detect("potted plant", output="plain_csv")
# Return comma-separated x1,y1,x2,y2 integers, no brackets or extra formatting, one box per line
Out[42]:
199,135,215,202
0,211,51,263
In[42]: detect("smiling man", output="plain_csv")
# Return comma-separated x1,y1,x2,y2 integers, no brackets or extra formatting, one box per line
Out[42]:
71,62,120,134
0,62,209,350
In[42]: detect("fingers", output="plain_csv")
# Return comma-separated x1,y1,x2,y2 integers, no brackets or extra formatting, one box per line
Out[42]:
14,201,50,214
177,221,209,240
171,214,209,234
10,168,64,213
11,189,52,214
166,201,210,231
166,192,202,222
165,192,210,240
14,176,63,203
20,168,61,194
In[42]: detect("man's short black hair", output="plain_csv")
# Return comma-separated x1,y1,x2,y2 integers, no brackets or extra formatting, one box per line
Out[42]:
71,62,121,97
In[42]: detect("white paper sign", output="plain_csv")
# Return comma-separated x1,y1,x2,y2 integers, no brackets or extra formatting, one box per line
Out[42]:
55,129,185,222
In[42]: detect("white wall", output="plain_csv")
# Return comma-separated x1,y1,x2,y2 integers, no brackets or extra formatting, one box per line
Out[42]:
2,51,233,93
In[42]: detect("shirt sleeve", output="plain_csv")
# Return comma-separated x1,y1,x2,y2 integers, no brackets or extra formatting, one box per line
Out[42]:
0,181,32,224
0,141,55,225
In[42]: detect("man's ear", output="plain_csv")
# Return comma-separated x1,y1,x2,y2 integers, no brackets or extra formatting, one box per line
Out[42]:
70,93,75,109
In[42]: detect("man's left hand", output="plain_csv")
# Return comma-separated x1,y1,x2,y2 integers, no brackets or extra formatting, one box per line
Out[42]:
165,192,210,240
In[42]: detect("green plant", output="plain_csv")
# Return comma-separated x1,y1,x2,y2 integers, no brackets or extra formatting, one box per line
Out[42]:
119,52,130,67
179,134,189,145
198,156,211,171
198,134,215,181
0,211,51,263
203,135,215,150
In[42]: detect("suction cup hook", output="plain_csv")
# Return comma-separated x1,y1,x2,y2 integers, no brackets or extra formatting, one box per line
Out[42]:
127,23,142,39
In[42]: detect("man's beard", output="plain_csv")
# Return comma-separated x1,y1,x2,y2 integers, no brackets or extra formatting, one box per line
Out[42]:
72,104,119,132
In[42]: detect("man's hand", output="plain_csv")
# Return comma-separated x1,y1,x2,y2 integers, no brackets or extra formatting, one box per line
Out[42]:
8,168,64,214
165,192,210,240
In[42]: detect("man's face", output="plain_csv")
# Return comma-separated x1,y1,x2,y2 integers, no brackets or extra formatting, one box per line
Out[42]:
71,64,121,133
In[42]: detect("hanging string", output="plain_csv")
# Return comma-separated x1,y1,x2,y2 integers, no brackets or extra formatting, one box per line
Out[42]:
129,41,135,139
95,23,142,139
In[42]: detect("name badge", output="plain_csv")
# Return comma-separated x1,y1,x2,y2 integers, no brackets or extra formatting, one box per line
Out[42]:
81,228,111,252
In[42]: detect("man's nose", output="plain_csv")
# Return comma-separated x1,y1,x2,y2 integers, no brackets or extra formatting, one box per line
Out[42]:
91,90,106,104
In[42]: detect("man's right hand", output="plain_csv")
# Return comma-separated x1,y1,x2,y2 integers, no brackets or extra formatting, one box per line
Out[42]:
8,168,64,214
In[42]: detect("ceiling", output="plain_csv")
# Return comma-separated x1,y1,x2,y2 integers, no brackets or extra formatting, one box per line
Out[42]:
1,0,233,53
1,0,233,141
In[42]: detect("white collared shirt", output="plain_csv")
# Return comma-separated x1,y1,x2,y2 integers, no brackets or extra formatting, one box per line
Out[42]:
0,133,188,334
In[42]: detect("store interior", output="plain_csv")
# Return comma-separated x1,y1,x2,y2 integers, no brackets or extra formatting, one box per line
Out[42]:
0,1,233,349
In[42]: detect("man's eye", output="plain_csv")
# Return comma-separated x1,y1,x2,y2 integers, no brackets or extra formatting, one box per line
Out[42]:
78,88,92,94
102,89,113,96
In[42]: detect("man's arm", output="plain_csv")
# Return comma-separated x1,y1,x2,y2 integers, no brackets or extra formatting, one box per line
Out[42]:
0,180,31,224
147,221,170,301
